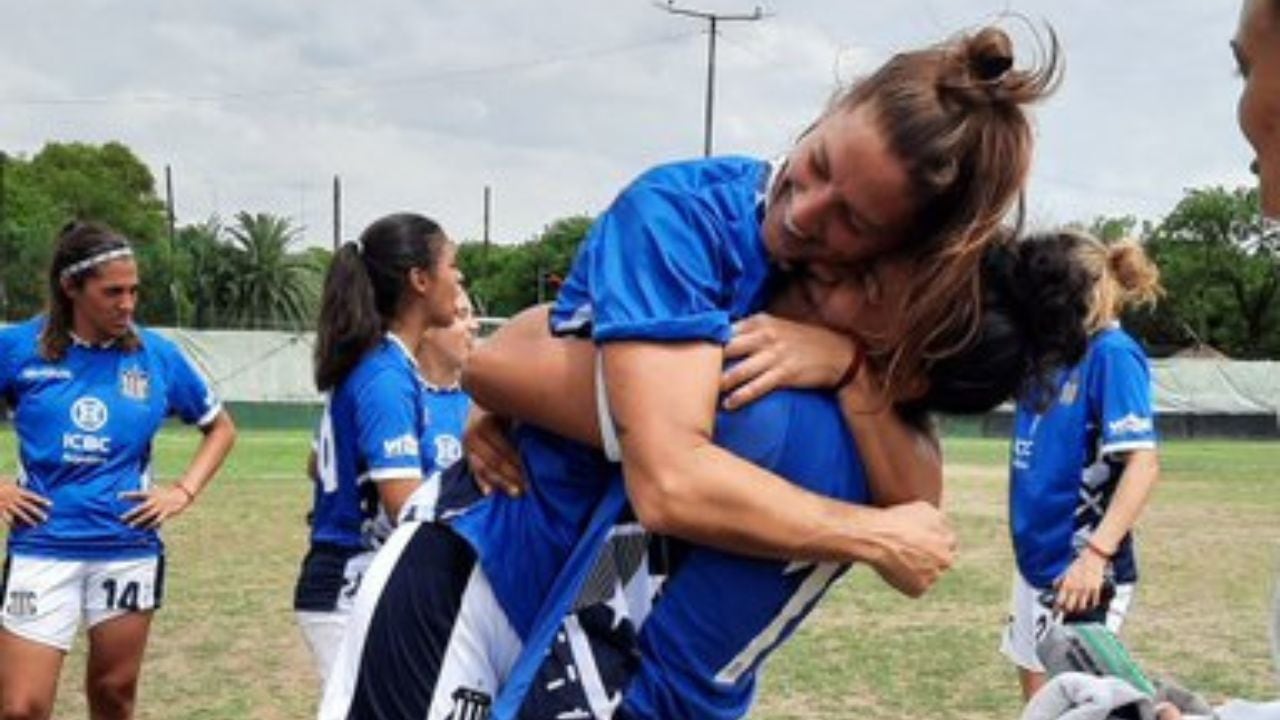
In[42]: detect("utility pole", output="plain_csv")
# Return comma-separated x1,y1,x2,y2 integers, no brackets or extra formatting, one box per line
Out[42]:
165,165,180,326
332,175,342,252
655,2,766,156
0,151,8,320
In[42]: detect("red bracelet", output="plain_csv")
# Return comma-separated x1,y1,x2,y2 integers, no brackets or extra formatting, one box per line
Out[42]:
175,484,196,503
834,342,865,390
1084,538,1113,560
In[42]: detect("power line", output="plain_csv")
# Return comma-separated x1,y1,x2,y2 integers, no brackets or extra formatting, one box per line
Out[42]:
655,2,770,156
0,31,699,108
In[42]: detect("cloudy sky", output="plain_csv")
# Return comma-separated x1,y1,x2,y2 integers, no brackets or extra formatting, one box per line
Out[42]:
0,0,1255,248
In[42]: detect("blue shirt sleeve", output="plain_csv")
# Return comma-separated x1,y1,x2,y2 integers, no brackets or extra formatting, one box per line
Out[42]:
354,368,424,481
1090,339,1157,455
162,341,222,426
587,183,732,345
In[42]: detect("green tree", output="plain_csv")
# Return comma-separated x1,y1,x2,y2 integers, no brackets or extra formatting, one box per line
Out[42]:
459,215,593,317
221,212,319,330
0,142,169,322
1147,186,1280,357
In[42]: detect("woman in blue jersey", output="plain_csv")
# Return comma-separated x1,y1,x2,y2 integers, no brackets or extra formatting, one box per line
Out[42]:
0,221,236,720
462,25,1064,600
398,290,480,523
318,234,1093,720
293,212,462,684
1000,231,1164,702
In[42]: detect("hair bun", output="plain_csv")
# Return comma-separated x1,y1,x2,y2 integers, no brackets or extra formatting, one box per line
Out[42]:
966,27,1015,82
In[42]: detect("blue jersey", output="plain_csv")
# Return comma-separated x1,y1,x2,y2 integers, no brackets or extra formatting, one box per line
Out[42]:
551,156,776,345
0,317,220,560
446,389,867,720
310,335,432,551
422,383,469,475
619,389,867,720
1009,326,1157,588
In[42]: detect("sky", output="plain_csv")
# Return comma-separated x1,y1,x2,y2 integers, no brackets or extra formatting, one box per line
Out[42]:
0,0,1256,249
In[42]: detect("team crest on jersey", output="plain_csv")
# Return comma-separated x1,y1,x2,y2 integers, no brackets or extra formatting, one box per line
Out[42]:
1059,373,1080,406
70,396,109,432
435,434,463,469
120,367,150,401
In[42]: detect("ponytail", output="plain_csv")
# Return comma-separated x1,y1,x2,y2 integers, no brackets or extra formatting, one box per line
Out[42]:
314,244,381,391
313,212,449,391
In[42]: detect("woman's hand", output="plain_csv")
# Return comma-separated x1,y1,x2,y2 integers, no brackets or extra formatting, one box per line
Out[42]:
721,313,857,410
865,500,957,597
0,481,51,527
464,405,525,497
1053,549,1110,614
119,484,194,529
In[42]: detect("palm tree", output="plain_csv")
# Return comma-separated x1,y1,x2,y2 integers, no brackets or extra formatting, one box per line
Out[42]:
223,212,318,330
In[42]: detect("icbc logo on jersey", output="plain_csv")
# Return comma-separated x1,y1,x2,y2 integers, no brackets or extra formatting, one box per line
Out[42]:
64,396,112,462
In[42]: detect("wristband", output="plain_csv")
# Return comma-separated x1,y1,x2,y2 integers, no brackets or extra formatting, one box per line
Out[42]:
175,484,196,503
834,342,865,390
1084,538,1113,561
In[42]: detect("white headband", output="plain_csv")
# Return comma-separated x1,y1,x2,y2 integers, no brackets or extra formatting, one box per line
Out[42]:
60,246,134,280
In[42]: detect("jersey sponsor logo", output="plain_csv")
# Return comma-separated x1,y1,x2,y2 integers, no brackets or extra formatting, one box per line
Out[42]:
1108,413,1153,436
5,590,37,618
70,396,109,432
434,434,463,469
1012,438,1034,470
19,366,72,381
382,433,419,459
119,366,150,401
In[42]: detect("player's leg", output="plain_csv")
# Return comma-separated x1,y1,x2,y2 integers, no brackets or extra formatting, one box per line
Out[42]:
999,571,1053,701
0,633,65,720
84,612,152,720
295,548,375,684
0,555,86,720
83,555,164,720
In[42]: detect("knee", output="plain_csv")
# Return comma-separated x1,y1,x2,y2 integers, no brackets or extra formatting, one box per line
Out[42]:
86,674,138,719
0,697,53,720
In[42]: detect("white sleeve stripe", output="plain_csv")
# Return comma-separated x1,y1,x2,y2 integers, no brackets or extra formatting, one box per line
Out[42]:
1101,440,1156,456
195,403,224,428
595,351,622,463
365,468,424,482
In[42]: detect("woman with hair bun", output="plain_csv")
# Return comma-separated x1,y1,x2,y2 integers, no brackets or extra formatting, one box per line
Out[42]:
467,21,1064,592
1000,231,1165,702
0,221,236,720
293,212,462,684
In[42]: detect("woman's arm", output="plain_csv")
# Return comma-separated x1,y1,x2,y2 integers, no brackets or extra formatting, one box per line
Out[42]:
377,479,419,522
463,305,600,447
465,306,955,595
604,341,954,596
121,409,237,528
1054,449,1159,613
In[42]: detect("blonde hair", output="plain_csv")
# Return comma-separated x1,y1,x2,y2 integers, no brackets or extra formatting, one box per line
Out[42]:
1068,232,1163,333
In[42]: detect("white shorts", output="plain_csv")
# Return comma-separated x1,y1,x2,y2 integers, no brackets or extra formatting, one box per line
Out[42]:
1000,569,1135,672
319,521,521,720
0,554,164,651
295,549,375,684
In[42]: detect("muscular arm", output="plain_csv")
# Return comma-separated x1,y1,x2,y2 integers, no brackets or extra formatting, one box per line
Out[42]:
464,305,954,594
605,342,928,565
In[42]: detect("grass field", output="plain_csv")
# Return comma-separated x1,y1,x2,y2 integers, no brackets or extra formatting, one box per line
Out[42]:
1,429,1277,719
